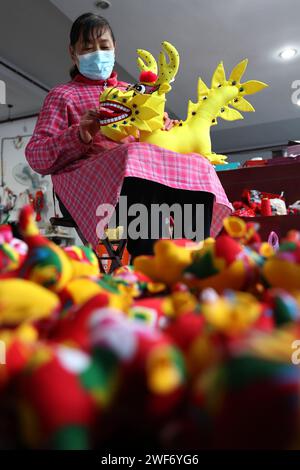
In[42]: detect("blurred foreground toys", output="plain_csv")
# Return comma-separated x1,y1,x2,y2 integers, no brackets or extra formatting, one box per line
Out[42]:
1,206,300,449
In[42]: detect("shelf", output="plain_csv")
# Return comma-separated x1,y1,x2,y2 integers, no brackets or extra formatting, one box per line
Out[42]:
217,161,300,240
242,214,300,240
218,161,300,205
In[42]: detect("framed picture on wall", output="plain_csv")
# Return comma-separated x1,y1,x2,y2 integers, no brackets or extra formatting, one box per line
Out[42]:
0,135,52,223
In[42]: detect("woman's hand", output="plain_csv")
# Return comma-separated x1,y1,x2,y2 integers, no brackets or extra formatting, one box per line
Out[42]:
162,112,180,131
79,108,102,144
79,107,112,144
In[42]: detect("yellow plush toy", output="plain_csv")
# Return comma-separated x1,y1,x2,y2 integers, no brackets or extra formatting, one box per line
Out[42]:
134,239,200,286
200,288,261,334
63,246,100,279
0,279,60,326
59,277,132,313
262,240,300,291
99,41,268,164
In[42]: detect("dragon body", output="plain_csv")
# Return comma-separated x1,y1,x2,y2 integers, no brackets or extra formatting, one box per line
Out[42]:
99,42,268,165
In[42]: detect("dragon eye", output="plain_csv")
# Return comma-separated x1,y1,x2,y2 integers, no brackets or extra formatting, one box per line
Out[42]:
133,84,146,94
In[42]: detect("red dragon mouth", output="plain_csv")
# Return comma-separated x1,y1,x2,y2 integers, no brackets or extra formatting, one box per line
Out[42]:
97,100,132,126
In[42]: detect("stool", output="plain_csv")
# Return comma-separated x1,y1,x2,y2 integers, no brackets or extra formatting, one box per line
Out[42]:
50,194,127,274
49,215,127,274
96,237,127,273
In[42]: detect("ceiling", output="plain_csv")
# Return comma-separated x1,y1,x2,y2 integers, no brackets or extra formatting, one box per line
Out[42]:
1,0,300,151
0,0,136,122
0,0,70,121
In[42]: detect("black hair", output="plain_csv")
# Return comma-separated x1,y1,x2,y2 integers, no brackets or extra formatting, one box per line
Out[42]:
69,13,115,79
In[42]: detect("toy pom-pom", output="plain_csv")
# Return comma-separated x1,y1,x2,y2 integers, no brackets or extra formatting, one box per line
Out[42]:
19,205,39,237
139,71,158,84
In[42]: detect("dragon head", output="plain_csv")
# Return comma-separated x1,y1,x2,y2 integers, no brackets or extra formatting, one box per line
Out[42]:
99,41,180,140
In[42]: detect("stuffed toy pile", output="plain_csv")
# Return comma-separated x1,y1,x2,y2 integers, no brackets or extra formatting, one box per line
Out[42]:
233,189,287,217
0,206,300,450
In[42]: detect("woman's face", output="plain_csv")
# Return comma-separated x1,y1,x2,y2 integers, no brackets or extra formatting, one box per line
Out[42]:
70,28,115,66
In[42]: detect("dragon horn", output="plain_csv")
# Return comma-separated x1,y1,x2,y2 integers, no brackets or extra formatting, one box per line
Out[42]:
156,41,180,86
136,49,158,75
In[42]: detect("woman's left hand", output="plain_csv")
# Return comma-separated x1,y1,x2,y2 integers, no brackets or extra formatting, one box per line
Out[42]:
162,112,180,131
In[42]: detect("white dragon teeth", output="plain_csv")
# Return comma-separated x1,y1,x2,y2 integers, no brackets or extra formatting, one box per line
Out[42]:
99,113,128,125
101,102,129,112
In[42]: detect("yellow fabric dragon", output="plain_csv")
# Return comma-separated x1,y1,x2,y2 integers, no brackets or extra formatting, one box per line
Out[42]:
99,42,268,165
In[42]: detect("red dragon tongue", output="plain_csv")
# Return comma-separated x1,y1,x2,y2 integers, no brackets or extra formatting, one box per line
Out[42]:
98,106,116,118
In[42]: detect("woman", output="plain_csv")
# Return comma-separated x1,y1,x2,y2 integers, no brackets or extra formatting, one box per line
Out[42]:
25,12,231,259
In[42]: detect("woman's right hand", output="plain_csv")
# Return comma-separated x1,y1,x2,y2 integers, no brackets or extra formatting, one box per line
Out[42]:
79,108,108,144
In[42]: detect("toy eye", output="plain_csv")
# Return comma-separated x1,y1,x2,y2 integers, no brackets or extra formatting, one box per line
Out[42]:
133,84,146,94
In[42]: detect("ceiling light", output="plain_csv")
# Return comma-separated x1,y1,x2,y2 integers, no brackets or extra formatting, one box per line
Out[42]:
95,0,111,9
279,48,297,60
297,99,300,106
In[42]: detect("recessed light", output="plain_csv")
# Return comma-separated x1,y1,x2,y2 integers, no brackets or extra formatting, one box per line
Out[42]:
297,99,300,106
95,0,111,9
279,48,297,60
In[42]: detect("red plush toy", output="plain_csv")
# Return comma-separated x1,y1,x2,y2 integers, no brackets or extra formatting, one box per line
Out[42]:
17,341,119,449
51,293,114,352
89,307,186,421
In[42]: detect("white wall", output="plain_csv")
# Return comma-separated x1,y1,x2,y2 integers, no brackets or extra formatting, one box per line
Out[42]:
0,116,79,243
0,116,54,222
0,116,36,139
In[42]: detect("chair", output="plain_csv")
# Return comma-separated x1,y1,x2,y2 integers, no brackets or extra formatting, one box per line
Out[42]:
49,193,127,274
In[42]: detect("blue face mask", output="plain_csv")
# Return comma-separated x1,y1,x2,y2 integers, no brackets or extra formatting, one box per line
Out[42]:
77,50,115,80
